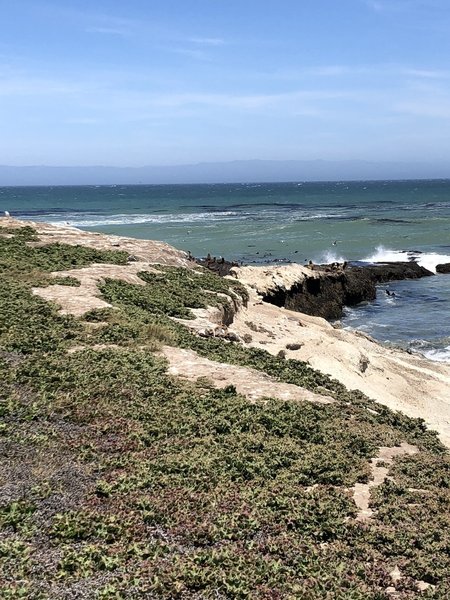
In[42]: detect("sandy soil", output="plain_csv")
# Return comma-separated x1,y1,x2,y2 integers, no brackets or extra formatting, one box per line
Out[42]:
352,442,418,522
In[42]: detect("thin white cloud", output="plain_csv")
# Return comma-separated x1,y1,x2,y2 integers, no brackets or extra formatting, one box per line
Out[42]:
65,117,100,125
261,63,450,84
365,0,386,11
39,4,142,37
402,68,450,79
4,61,450,129
249,65,369,83
306,65,360,77
142,89,354,114
167,47,211,61
188,37,225,46
163,36,226,61
395,100,450,118
0,77,80,96
85,26,131,36
364,0,444,13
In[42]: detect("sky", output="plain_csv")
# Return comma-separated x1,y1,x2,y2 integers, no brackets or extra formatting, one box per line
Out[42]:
2,0,450,170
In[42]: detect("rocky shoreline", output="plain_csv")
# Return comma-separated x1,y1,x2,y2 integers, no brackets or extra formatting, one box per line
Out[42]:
254,261,433,320
200,254,434,319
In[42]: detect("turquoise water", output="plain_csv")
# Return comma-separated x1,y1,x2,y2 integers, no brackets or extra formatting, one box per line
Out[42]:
2,180,450,360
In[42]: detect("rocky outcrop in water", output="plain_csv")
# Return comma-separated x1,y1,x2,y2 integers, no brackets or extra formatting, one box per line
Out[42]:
232,262,433,320
436,263,450,274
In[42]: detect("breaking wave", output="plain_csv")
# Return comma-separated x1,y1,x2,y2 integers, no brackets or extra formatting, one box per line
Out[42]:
361,246,450,274
422,346,450,362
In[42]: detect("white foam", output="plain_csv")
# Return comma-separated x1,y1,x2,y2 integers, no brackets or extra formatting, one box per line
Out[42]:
37,211,242,227
422,346,450,362
295,213,343,221
320,250,346,264
362,245,450,274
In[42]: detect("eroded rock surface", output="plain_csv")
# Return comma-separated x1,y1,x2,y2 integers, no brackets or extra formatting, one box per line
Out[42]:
2,217,192,267
228,288,450,447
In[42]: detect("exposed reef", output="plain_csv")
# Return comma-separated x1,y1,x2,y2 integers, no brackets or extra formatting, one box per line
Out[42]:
195,254,240,276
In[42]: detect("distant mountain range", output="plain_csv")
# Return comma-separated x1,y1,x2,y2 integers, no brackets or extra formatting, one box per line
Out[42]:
1,160,450,185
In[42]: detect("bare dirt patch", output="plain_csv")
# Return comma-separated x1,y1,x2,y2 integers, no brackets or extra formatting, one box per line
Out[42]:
33,264,159,316
352,442,419,522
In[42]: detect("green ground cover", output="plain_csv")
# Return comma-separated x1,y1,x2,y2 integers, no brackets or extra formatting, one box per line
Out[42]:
0,227,449,599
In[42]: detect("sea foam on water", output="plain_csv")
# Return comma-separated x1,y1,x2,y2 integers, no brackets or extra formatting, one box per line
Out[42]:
363,246,450,274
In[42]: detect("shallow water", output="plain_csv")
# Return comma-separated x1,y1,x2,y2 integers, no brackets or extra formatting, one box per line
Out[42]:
342,276,450,361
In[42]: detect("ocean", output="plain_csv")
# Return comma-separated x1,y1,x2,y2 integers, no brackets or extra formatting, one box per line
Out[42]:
2,179,450,362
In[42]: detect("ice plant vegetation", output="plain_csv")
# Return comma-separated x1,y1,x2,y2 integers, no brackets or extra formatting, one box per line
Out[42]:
0,227,449,598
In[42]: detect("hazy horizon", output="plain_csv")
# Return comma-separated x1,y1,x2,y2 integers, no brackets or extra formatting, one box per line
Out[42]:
2,159,450,186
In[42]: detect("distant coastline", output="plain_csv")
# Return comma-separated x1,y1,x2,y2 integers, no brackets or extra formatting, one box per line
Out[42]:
2,159,450,186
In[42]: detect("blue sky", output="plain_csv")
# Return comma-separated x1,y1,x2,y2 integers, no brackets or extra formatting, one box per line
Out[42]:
2,0,450,167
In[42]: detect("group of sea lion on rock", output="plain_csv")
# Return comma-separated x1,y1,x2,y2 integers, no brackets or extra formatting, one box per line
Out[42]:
313,261,348,272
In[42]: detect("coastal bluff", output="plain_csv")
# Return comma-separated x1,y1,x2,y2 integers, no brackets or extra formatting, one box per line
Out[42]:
2,216,450,597
2,216,450,447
